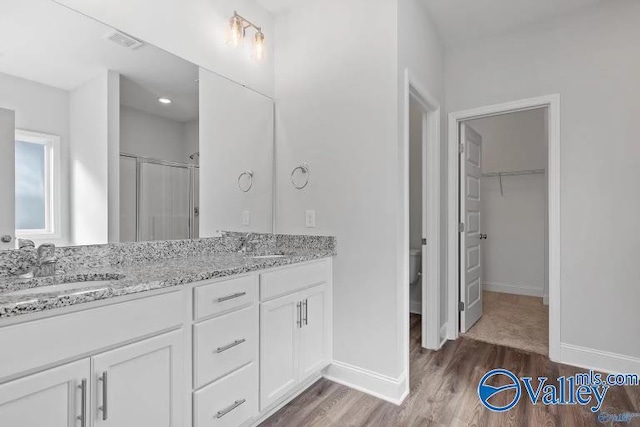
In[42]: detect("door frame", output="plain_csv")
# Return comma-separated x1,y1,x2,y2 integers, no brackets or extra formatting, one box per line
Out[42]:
446,94,561,361
400,69,441,358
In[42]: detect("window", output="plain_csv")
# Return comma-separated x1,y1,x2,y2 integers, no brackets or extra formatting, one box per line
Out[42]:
15,130,60,238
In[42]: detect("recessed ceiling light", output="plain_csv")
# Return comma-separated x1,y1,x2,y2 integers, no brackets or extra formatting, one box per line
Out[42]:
158,97,172,105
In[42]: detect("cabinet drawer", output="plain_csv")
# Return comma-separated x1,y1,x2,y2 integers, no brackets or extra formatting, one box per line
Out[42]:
260,259,330,301
194,362,258,427
193,305,257,389
194,275,257,321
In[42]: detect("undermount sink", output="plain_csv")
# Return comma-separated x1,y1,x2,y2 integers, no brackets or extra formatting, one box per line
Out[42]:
251,254,286,259
5,281,114,296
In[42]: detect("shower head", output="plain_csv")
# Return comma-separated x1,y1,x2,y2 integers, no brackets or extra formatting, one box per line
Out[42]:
189,152,200,161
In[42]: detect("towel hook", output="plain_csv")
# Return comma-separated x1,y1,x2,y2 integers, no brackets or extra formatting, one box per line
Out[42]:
238,170,253,192
291,163,310,189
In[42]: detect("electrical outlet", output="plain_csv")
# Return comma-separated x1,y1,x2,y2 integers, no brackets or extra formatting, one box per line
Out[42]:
242,210,251,226
305,210,316,228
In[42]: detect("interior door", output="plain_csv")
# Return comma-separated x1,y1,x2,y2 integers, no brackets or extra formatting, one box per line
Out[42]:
0,359,90,427
460,123,483,332
0,108,15,248
298,285,329,382
92,330,183,427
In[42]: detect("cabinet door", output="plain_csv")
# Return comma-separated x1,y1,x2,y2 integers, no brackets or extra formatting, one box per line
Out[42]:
298,285,330,382
92,330,183,427
260,292,300,410
0,359,90,427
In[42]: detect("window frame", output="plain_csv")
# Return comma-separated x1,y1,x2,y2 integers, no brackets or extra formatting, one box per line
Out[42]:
15,129,61,239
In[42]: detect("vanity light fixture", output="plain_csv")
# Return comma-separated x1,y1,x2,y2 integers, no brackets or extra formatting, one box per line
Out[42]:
158,97,172,105
228,11,266,61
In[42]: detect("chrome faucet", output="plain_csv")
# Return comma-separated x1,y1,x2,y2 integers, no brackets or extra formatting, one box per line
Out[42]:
238,233,256,254
35,243,56,277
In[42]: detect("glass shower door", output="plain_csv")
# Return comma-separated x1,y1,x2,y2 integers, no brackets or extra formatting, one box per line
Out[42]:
139,162,191,241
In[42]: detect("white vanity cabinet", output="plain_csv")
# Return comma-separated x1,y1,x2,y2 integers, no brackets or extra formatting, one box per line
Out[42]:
92,330,183,426
0,291,185,427
0,256,333,427
259,260,331,411
0,330,182,427
0,359,90,427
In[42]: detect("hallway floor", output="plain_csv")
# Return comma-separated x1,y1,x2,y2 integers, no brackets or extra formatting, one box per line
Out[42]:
260,315,640,426
463,291,549,355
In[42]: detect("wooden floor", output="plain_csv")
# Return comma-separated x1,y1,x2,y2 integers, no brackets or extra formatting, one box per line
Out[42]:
261,315,640,426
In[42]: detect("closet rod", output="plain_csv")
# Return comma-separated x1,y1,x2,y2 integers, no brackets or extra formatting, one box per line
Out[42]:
481,168,545,178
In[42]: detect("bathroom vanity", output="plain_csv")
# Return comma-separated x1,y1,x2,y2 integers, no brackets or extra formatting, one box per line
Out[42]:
0,234,335,427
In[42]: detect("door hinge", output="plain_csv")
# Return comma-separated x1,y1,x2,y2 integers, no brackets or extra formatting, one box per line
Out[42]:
458,143,465,154
421,238,427,246
459,301,465,312
459,222,465,233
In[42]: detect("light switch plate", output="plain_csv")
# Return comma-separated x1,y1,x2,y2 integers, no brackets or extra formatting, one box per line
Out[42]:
242,210,251,226
305,210,316,228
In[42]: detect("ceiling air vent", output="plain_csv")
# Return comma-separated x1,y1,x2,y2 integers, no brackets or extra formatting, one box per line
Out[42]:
105,30,144,50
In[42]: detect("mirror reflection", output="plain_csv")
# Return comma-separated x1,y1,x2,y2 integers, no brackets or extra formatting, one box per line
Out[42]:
0,0,274,249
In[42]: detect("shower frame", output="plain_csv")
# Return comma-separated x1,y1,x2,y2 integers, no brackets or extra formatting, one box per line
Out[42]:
120,153,199,242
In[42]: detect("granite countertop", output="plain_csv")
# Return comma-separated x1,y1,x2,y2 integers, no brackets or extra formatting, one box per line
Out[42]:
0,249,334,320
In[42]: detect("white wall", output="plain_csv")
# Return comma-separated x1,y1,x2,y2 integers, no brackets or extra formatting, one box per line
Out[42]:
467,109,547,297
446,1,640,361
184,119,199,161
69,72,112,245
199,68,273,235
398,0,448,343
120,106,194,164
0,72,71,245
274,0,401,383
53,0,275,97
107,71,120,243
0,108,15,249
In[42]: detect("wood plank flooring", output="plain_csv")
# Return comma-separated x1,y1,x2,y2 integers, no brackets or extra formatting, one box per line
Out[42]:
261,315,640,426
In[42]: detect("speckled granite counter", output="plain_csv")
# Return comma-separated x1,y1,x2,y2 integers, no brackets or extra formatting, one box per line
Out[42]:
0,233,336,320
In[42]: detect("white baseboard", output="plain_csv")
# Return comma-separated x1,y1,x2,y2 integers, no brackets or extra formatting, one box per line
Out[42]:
543,294,549,305
410,300,421,314
560,343,640,374
439,324,448,348
483,282,543,298
324,361,408,405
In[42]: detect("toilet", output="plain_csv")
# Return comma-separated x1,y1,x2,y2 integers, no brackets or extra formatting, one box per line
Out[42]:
409,248,422,285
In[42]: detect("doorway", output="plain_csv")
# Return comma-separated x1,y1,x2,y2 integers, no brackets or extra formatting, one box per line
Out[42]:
447,95,561,360
401,70,441,370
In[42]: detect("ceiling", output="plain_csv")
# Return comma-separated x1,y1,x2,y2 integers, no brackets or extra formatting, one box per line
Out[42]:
256,0,299,14
0,0,198,122
421,0,602,47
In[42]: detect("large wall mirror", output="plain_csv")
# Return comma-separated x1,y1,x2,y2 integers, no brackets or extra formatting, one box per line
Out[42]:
0,0,274,249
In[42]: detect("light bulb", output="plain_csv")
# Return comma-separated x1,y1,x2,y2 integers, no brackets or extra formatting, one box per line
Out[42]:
229,15,244,48
254,31,265,61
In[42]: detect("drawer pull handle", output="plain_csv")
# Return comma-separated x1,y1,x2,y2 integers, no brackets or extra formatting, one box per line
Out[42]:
216,338,246,353
77,378,87,427
217,292,247,303
216,398,246,418
99,371,108,421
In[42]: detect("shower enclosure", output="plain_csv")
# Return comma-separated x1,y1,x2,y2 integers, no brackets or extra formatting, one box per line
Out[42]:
120,154,199,242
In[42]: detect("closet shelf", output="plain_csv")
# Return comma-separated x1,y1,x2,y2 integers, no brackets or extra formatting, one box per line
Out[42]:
481,169,545,196
481,168,545,178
